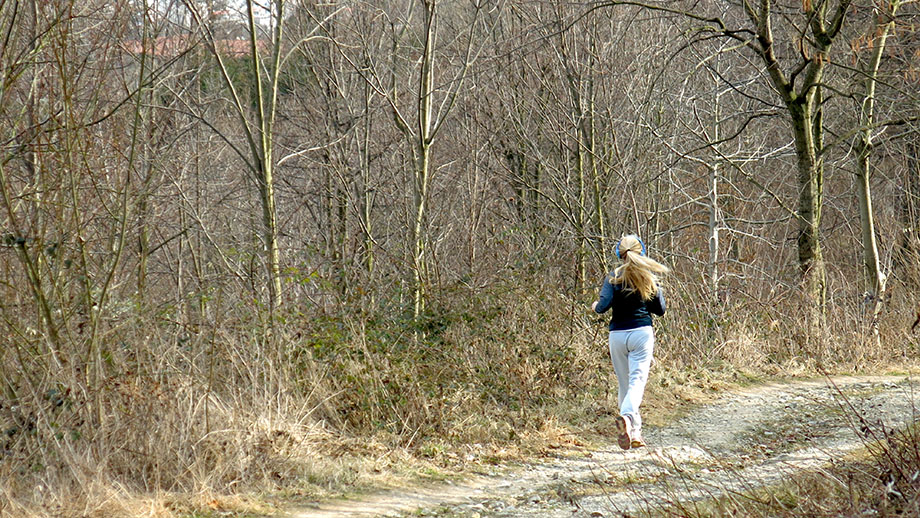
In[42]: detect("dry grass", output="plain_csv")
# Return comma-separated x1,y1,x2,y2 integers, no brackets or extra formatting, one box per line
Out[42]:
2,277,920,517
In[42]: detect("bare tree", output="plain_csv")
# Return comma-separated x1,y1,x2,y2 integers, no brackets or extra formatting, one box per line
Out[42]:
183,0,288,319
332,0,484,321
593,1,864,327
853,0,904,341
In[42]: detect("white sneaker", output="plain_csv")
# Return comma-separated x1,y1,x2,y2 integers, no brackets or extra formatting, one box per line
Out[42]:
630,429,646,448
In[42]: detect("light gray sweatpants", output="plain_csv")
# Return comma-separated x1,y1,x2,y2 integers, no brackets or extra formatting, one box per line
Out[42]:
608,326,655,433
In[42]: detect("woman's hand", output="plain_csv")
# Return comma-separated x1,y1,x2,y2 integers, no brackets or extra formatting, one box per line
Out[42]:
591,301,598,311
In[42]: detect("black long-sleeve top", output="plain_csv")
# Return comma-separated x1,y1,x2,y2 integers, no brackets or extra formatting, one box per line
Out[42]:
594,275,666,331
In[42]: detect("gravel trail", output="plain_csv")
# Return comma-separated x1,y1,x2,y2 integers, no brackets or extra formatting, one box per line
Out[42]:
290,375,918,518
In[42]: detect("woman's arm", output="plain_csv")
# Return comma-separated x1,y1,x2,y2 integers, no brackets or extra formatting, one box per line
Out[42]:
647,287,666,316
593,278,615,314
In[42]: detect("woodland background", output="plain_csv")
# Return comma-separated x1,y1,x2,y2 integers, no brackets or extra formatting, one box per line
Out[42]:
1,0,920,515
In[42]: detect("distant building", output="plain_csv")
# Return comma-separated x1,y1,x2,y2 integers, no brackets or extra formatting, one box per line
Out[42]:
121,36,266,59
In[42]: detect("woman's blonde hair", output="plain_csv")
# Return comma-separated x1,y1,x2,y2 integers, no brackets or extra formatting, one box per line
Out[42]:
610,234,669,300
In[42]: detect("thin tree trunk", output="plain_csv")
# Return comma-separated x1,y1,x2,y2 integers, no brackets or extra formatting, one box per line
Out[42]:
576,144,587,294
411,0,436,322
249,0,284,315
708,59,722,297
855,1,898,341
586,46,607,273
186,0,286,320
902,140,920,282
337,183,348,295
258,161,283,313
412,142,431,321
361,76,374,288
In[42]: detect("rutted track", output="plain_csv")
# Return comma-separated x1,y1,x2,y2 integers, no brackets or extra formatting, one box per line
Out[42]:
290,375,918,518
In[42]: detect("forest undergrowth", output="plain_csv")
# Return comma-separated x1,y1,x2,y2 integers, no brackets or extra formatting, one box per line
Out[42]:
3,275,919,518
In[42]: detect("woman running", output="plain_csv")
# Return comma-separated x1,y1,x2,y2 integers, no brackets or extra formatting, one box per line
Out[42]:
591,234,668,450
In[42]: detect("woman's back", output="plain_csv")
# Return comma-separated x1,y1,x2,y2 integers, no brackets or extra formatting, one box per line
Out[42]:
595,276,665,330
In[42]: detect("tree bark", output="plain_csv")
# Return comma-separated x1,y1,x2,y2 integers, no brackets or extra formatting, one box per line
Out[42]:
790,100,826,313
855,1,899,341
410,0,436,322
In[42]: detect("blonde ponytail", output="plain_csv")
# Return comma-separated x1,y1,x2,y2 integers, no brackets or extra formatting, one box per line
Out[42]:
610,235,668,300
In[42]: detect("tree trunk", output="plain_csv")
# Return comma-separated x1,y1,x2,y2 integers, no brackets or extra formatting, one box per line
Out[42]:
412,138,431,320
742,0,849,329
258,160,283,313
576,144,587,294
411,0,436,322
790,100,826,316
587,71,607,274
361,79,374,286
855,1,898,341
708,57,722,297
250,0,284,316
901,140,920,284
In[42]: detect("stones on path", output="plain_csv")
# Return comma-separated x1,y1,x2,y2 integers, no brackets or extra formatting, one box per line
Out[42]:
292,375,918,518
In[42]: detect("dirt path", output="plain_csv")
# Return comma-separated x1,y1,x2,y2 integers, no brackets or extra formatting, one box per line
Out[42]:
289,375,918,518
